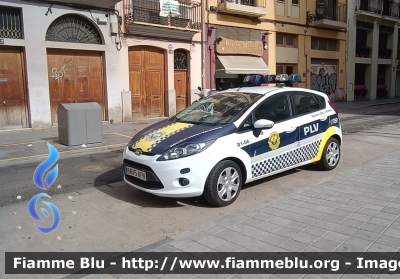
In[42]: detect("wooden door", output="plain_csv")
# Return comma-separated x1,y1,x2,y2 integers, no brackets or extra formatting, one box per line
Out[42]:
129,46,165,118
0,47,28,129
47,49,105,124
174,70,188,113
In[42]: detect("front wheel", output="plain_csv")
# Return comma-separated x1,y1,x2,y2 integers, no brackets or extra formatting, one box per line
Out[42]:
203,160,242,207
317,137,341,171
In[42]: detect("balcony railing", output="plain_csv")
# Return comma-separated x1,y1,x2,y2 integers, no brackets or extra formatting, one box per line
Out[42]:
319,0,347,23
378,48,393,59
125,0,201,30
218,0,266,8
357,0,400,19
357,0,383,14
388,1,400,19
356,45,372,57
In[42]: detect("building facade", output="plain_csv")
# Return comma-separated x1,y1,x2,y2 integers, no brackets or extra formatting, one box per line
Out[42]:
0,0,124,130
204,0,270,92
204,0,347,102
0,0,202,130
347,0,400,101
118,0,202,118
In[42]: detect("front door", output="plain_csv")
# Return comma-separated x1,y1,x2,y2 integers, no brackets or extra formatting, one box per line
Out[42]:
0,47,28,129
237,93,300,180
174,70,187,113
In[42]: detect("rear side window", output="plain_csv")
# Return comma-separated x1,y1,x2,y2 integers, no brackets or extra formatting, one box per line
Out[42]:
291,92,325,116
316,95,327,109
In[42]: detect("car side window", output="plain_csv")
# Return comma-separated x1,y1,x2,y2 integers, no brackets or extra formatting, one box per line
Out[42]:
291,92,325,116
253,93,292,123
239,113,253,132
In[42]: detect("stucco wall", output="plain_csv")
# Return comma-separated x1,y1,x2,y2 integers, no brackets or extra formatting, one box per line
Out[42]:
1,0,123,129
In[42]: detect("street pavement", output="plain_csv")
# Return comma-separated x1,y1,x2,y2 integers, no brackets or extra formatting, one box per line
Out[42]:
1,99,400,279
109,143,400,279
104,145,400,279
0,117,167,167
1,122,400,279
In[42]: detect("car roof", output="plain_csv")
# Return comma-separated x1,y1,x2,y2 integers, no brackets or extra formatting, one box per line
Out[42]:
215,86,329,99
219,86,280,95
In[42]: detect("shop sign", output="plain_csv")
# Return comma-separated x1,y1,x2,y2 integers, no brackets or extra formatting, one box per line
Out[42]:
160,0,181,17
216,37,263,57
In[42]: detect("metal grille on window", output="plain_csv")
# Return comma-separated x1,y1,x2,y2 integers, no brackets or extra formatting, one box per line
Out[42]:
46,14,102,44
174,49,188,70
0,6,23,39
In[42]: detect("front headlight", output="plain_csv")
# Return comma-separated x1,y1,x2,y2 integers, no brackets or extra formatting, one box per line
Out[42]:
157,140,215,161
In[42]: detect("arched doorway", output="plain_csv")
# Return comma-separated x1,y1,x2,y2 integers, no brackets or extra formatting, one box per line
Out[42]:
128,46,165,118
174,49,189,113
45,14,106,124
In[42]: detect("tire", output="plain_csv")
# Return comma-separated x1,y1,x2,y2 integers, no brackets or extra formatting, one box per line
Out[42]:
317,137,341,171
203,160,243,207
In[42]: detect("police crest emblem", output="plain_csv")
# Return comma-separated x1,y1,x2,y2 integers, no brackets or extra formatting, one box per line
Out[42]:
145,131,166,141
268,132,280,150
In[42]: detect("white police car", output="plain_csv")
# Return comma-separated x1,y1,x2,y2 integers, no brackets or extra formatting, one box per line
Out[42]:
122,80,342,207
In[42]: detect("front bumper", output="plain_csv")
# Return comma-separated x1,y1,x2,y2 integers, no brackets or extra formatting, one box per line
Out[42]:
122,146,216,198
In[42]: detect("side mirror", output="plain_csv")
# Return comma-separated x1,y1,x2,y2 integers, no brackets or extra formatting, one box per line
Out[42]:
197,86,202,91
254,119,274,129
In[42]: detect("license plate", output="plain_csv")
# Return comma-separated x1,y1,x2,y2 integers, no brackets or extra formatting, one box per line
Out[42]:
124,166,147,181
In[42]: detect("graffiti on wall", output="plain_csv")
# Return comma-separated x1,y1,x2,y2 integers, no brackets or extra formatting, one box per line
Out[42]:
310,64,337,101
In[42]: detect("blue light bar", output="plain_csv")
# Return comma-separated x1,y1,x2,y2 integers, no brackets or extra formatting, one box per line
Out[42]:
242,73,302,86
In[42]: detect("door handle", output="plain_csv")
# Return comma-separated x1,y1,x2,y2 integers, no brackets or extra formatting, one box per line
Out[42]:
286,127,297,133
153,96,159,98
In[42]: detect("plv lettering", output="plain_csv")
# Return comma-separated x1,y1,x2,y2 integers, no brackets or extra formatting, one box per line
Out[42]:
304,123,319,136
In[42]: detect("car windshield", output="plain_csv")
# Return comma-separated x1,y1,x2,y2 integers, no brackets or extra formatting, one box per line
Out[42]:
171,92,262,125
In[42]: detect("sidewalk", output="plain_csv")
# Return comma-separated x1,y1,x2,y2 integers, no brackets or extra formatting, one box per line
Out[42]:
75,148,400,279
0,118,166,167
333,98,400,110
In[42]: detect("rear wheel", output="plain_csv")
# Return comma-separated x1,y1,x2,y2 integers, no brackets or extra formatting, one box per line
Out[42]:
317,137,340,171
203,160,242,207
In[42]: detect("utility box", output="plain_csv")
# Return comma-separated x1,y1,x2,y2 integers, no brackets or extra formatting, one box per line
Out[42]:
58,102,103,146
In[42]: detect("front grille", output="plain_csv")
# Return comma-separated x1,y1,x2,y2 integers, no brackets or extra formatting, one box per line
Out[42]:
123,159,164,190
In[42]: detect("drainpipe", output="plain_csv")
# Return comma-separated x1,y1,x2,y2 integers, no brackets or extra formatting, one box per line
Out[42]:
201,0,207,93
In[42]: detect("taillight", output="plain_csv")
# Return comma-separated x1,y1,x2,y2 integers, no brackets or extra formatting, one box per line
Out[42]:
328,101,338,115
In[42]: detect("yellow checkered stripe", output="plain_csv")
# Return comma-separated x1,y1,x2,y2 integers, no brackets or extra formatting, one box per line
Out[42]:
132,122,194,152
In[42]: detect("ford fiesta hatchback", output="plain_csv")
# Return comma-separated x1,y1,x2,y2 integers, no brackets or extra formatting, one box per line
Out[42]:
123,86,342,207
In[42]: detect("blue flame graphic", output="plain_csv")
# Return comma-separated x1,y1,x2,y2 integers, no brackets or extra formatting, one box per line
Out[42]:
33,143,59,190
28,193,60,233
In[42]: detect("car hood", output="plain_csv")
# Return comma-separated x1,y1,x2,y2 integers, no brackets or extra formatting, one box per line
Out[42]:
128,119,237,154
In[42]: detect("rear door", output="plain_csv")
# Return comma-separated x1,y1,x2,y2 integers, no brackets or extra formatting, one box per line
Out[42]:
289,91,329,161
